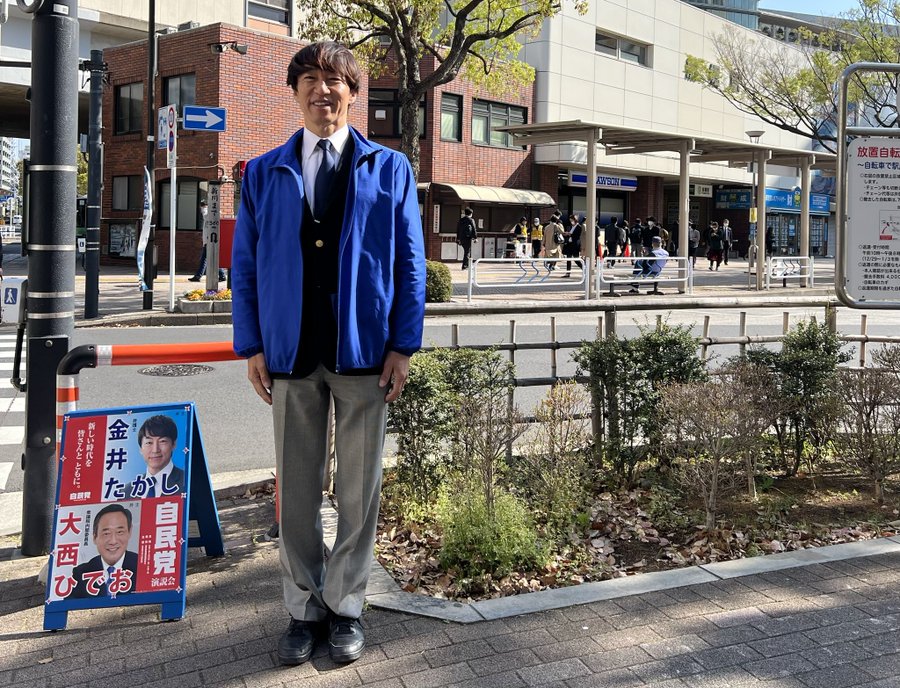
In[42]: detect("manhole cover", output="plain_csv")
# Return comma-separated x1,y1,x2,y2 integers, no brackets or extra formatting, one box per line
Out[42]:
138,364,214,377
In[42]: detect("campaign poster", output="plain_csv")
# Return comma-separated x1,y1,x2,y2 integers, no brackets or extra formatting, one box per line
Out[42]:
46,404,192,609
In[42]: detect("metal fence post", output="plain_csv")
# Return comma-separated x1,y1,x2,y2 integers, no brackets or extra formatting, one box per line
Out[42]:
739,311,747,358
859,314,868,367
826,303,838,334
507,319,516,461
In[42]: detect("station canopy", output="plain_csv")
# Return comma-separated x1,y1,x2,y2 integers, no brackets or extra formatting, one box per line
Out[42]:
498,120,836,172
431,182,556,206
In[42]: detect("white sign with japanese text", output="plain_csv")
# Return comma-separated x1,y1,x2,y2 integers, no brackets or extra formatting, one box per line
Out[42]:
846,137,900,302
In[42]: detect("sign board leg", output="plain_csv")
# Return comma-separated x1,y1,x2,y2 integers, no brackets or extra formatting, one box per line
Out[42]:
187,418,224,556
43,610,67,631
161,600,185,621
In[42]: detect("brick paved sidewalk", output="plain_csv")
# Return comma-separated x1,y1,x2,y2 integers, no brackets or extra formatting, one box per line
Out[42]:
4,495,900,688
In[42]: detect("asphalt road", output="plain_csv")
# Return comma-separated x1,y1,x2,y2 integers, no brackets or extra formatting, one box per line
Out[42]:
2,303,899,495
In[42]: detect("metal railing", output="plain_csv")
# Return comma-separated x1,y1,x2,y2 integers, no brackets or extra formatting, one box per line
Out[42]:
764,256,815,289
594,255,693,297
466,256,586,302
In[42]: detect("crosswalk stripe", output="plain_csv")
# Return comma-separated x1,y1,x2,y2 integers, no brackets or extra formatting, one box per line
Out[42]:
0,362,25,372
3,398,24,413
0,462,11,490
0,426,23,445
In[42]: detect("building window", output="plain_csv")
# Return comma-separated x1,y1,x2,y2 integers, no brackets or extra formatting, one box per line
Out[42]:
367,90,425,138
163,74,196,126
158,179,203,230
440,93,462,142
595,30,652,66
111,175,142,211
471,99,526,148
248,0,289,24
115,82,143,135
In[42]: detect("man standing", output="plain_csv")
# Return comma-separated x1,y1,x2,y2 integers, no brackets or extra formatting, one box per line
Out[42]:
456,207,477,269
721,218,733,265
231,42,425,666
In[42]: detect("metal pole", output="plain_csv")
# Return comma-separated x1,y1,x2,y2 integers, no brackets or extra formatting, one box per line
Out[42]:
84,49,103,319
755,150,768,291
142,0,156,310
21,0,78,556
799,157,811,288
169,163,177,312
678,140,691,292
585,128,599,300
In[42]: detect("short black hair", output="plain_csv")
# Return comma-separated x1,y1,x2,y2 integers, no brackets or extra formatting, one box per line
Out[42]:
93,504,133,537
463,208,473,216
286,41,361,93
138,415,177,445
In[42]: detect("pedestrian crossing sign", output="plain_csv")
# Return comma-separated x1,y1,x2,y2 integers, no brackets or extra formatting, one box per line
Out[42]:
0,277,25,325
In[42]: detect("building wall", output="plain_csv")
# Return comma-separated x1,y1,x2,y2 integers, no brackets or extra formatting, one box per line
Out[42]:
102,24,369,270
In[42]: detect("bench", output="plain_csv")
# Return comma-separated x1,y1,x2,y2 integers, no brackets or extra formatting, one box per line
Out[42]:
595,256,693,297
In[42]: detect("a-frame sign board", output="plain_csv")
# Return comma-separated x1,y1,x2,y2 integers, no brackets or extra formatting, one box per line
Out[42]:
43,402,224,630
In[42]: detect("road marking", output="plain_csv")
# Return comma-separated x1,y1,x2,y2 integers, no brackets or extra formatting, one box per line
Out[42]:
3,397,24,413
0,362,25,372
0,462,11,490
0,426,24,445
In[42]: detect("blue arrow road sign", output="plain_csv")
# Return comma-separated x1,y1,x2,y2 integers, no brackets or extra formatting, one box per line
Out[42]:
182,105,227,132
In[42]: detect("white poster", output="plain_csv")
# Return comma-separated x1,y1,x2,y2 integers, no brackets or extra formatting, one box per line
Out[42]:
137,166,152,290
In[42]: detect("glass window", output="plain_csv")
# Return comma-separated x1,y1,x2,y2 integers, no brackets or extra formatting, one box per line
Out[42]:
158,179,203,230
620,41,647,64
595,31,617,56
112,175,142,210
472,99,526,148
115,83,143,135
367,89,425,138
247,0,289,24
440,93,462,141
163,74,196,127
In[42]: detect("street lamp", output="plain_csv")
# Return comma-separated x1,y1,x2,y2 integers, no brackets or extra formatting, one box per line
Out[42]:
746,129,765,265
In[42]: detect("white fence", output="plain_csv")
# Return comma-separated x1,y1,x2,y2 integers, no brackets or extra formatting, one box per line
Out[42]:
747,256,815,289
466,257,586,302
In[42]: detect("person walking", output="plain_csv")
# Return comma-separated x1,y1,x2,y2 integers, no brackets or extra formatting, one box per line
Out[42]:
231,41,425,667
721,218,733,265
456,207,477,269
544,213,564,270
530,216,544,258
603,217,620,264
688,220,701,268
629,218,644,257
563,213,584,277
707,224,724,270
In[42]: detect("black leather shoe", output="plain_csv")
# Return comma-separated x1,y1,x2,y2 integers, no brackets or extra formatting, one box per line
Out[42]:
328,615,365,663
277,618,318,665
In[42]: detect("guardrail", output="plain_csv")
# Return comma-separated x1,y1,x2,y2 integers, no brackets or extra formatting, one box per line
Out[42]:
466,257,586,302
765,256,814,289
594,255,693,297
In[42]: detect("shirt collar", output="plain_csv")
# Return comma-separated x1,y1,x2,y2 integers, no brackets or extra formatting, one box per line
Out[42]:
147,460,173,481
302,126,350,166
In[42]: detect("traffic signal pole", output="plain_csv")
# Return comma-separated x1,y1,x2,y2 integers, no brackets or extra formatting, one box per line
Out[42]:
142,0,156,310
83,49,104,319
21,0,78,556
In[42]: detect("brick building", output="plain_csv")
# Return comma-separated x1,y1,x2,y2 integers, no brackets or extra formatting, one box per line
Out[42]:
101,23,552,269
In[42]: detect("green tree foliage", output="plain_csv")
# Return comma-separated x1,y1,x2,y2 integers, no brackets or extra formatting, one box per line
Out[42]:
684,0,900,152
296,0,586,178
574,322,706,484
746,318,851,477
77,147,88,196
425,259,452,302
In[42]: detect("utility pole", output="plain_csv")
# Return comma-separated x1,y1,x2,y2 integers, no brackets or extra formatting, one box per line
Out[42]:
21,0,78,556
142,0,156,310
84,49,104,319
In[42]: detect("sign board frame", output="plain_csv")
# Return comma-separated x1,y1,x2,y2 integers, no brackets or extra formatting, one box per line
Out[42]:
43,402,223,631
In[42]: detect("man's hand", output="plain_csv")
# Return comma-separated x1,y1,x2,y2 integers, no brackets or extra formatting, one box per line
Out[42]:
379,351,410,403
247,352,272,405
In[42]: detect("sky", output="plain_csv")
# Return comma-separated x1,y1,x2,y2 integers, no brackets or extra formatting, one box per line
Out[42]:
758,1,865,17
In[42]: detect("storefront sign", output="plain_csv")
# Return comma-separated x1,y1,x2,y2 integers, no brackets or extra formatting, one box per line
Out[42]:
44,402,224,630
690,183,713,198
716,188,831,214
568,172,638,192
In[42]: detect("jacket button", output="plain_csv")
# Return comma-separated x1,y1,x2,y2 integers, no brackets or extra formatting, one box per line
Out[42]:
315,240,324,248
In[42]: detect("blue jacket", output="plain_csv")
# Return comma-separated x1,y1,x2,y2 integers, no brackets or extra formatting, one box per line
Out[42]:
231,127,426,374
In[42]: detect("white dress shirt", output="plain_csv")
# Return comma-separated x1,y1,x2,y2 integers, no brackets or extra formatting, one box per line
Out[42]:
301,126,351,214
146,460,174,494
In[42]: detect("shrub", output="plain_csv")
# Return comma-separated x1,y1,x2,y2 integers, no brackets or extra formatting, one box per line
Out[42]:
517,382,593,541
746,318,851,477
425,260,452,302
436,483,543,577
573,321,705,484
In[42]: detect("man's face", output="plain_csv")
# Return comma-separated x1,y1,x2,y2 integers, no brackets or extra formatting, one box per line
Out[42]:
140,433,174,475
293,68,357,137
93,511,131,566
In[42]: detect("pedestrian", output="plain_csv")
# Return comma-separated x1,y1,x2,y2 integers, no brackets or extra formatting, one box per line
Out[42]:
688,220,701,268
231,41,426,667
544,213,564,270
563,213,584,277
604,216,620,263
641,216,657,255
530,216,544,258
189,200,226,282
512,216,529,258
456,207,477,269
721,218,732,265
707,224,724,270
629,235,669,294
765,226,775,257
629,218,644,257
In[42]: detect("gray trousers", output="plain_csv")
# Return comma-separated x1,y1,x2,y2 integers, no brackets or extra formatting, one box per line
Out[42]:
272,365,387,621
